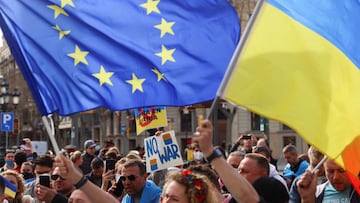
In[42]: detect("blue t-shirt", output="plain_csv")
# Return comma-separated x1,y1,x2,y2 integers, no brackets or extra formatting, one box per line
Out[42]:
283,159,309,180
121,180,161,203
323,183,350,203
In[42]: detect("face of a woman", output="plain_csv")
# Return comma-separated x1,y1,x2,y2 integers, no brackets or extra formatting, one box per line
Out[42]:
161,180,190,203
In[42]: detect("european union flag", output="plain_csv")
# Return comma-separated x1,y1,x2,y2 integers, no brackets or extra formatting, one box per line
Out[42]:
0,0,240,116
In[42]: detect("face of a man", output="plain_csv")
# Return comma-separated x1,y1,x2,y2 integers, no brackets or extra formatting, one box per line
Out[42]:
242,139,253,150
238,157,266,184
121,165,147,198
5,152,14,161
35,165,52,176
52,169,74,196
284,152,298,166
86,146,96,156
92,167,104,177
324,160,351,191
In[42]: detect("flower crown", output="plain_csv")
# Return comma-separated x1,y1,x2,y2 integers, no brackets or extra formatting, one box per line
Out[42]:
182,169,206,202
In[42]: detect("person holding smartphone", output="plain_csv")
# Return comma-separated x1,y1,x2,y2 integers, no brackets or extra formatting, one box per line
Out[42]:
55,155,119,203
35,167,76,203
229,133,256,154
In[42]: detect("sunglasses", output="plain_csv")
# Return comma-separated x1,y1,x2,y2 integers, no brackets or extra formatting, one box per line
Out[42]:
119,174,139,182
51,174,65,181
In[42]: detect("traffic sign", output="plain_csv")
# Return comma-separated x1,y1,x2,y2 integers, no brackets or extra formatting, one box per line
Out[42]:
1,112,14,132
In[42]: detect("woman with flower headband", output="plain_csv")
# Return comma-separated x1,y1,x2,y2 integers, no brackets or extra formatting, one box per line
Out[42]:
160,169,221,203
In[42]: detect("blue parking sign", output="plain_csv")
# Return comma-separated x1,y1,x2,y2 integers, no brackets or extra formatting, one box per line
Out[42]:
1,112,14,132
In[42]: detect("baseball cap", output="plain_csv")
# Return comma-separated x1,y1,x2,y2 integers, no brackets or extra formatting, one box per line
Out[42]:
84,140,96,149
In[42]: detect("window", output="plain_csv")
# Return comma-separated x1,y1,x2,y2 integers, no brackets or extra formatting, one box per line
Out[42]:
251,112,260,131
181,111,192,132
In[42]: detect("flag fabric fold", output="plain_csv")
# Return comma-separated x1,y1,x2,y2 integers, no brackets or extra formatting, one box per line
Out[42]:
219,0,360,177
0,0,240,116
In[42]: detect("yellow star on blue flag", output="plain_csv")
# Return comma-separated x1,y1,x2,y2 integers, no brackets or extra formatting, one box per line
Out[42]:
0,0,240,116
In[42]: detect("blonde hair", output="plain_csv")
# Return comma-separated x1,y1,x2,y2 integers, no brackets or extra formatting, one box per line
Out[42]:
108,146,120,155
125,152,141,160
70,151,82,163
115,157,128,174
1,170,25,195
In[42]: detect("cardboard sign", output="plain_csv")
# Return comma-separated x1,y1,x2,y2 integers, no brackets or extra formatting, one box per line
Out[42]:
134,106,167,135
144,130,183,172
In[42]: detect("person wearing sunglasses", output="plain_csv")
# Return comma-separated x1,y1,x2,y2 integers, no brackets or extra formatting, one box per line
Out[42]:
51,167,75,198
36,167,75,203
121,159,161,203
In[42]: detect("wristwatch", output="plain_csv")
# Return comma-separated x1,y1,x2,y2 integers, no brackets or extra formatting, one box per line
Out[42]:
205,148,223,163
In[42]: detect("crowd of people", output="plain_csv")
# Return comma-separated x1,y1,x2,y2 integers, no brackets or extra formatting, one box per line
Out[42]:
0,120,358,203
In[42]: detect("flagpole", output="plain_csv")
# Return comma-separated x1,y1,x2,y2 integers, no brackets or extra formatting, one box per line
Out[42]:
311,156,327,174
204,0,265,122
298,155,328,189
42,115,61,155
216,0,265,99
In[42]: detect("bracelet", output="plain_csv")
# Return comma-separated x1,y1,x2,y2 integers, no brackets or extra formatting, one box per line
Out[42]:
74,176,88,189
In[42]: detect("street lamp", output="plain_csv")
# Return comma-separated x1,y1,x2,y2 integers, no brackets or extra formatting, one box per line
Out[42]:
0,79,20,150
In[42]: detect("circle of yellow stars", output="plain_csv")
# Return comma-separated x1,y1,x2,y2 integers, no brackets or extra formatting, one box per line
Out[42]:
47,0,175,92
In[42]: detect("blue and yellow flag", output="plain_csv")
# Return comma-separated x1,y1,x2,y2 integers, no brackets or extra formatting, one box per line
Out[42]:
220,0,360,178
0,0,240,116
134,106,167,135
2,176,16,199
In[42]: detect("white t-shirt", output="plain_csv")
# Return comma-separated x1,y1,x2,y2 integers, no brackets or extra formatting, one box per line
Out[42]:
269,163,289,192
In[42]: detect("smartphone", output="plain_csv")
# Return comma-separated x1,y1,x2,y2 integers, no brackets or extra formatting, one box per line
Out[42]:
112,178,124,196
242,135,252,140
39,174,51,188
105,159,115,172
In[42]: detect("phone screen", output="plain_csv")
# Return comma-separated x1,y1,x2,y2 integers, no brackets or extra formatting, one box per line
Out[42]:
39,175,51,188
106,159,115,172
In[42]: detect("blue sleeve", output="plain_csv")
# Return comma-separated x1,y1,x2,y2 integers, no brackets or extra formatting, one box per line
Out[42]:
283,164,295,179
295,161,309,177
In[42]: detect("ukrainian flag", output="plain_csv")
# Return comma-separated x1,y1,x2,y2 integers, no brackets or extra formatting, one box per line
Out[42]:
220,0,360,178
2,176,16,199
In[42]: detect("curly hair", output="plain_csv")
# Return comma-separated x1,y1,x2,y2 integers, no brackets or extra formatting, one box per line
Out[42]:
162,170,219,203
